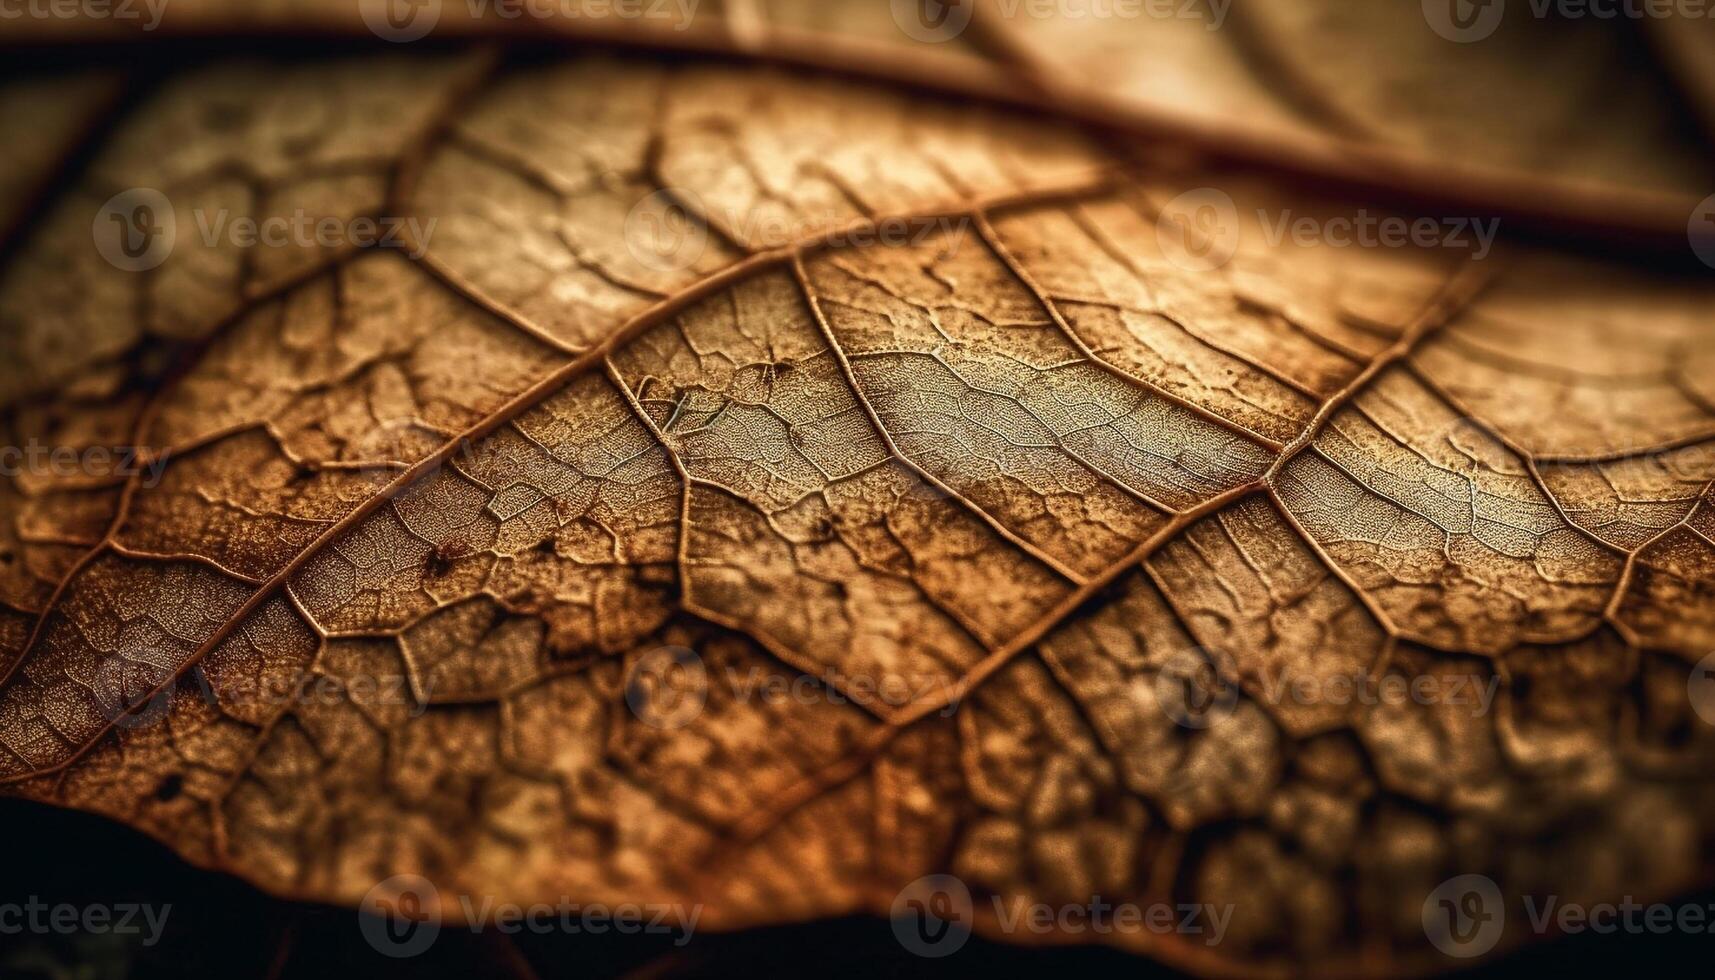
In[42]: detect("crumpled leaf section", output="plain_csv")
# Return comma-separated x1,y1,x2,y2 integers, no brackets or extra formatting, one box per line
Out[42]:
1,44,1713,980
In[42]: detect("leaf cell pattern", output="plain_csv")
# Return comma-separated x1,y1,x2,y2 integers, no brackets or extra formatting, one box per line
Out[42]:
1,27,1714,980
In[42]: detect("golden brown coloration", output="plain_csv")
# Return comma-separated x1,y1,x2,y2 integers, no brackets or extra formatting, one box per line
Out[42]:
2,12,1714,980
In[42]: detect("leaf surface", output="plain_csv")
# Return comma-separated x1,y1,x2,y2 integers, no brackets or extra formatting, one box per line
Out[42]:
1,21,1714,980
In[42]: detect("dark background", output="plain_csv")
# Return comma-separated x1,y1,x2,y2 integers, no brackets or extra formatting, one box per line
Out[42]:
1,797,1710,978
